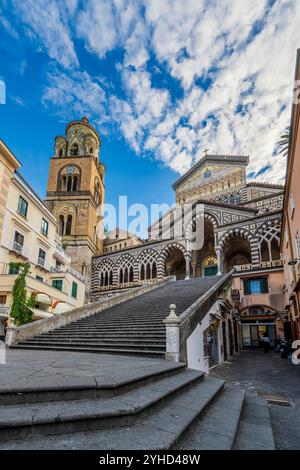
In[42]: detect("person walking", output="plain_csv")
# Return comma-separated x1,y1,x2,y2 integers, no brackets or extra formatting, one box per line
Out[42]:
262,332,270,353
0,319,5,343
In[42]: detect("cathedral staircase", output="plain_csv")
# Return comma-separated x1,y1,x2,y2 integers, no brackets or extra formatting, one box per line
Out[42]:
3,275,275,449
11,276,224,357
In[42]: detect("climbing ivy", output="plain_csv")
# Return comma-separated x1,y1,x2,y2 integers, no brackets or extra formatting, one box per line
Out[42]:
9,261,34,326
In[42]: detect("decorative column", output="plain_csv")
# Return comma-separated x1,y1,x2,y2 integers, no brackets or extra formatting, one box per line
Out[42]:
216,248,222,275
185,255,191,280
163,304,181,362
5,318,17,347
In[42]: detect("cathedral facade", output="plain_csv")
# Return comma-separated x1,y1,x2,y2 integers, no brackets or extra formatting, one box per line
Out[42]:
92,154,283,297
45,117,105,292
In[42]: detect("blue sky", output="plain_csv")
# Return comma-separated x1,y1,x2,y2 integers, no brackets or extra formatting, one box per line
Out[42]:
0,0,299,215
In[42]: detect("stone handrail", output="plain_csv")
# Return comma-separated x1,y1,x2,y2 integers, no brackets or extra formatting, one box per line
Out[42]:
6,276,176,346
164,271,234,363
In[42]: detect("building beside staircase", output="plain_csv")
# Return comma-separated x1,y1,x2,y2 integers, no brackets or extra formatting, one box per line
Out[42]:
0,139,86,321
280,49,300,341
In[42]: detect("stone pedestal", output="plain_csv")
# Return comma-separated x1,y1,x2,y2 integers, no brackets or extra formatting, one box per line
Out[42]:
5,319,17,347
163,304,181,362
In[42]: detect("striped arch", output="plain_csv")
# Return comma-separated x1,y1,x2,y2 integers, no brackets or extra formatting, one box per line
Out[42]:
218,228,260,265
115,253,136,284
136,248,159,281
157,242,189,279
255,220,281,262
91,258,115,289
185,211,219,244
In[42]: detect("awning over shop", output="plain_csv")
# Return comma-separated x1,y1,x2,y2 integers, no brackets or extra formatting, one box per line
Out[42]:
52,302,70,315
35,293,52,306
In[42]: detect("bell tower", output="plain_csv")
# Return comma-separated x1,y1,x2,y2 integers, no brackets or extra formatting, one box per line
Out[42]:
45,117,105,290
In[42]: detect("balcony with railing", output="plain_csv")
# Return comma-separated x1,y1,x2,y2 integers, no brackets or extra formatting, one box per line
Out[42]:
49,265,86,283
9,242,28,260
37,257,45,268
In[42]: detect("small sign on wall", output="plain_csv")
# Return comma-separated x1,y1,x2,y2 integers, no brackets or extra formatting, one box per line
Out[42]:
0,305,10,316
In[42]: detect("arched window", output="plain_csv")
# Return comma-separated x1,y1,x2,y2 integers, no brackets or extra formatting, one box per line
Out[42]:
146,262,151,280
90,147,93,154
67,176,72,191
70,144,78,156
65,215,72,235
129,266,134,282
271,238,280,260
152,262,157,278
140,264,145,281
94,179,101,205
109,270,113,286
59,215,65,236
72,175,78,191
261,240,269,262
59,148,63,157
62,176,67,191
119,268,124,284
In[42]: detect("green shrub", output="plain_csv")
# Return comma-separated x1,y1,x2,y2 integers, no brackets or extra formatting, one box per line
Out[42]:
10,261,34,326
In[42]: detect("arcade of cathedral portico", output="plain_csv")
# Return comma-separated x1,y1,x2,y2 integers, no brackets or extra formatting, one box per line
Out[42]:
91,154,284,302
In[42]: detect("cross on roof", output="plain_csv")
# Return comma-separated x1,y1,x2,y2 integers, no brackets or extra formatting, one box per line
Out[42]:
203,148,209,156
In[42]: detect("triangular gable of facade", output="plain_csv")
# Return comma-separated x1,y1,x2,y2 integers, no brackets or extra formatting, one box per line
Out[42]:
172,154,249,191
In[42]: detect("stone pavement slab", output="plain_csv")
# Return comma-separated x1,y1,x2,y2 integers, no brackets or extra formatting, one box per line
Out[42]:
0,349,184,397
210,350,300,450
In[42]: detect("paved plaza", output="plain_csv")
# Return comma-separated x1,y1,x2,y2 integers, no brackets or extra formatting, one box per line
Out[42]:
210,349,300,450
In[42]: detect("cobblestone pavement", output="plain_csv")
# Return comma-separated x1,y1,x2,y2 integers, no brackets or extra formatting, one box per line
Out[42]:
210,349,300,449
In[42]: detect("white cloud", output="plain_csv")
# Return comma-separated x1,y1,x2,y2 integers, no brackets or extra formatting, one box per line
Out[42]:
42,68,107,122
13,0,300,183
12,0,78,68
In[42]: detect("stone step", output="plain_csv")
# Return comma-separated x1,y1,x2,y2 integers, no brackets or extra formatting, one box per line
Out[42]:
0,369,204,441
17,338,165,348
233,393,275,450
0,361,186,405
54,326,166,331
40,329,166,338
74,321,165,326
11,344,166,357
0,377,224,449
175,385,245,450
18,340,166,349
39,331,166,340
55,323,166,328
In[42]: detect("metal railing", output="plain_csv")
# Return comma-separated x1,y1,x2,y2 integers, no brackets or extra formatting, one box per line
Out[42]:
12,241,23,254
37,257,45,267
